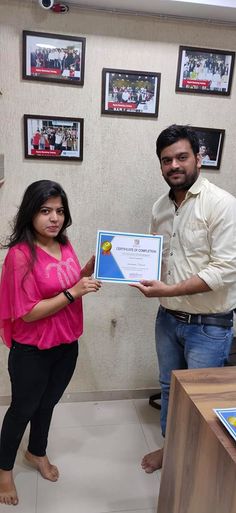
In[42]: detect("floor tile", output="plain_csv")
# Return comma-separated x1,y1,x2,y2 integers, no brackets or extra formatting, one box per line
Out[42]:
0,405,8,423
0,400,161,512
134,399,163,452
51,399,140,428
118,510,155,513
36,423,159,513
0,463,37,513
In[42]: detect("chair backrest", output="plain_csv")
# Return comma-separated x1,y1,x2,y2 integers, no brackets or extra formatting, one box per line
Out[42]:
225,336,236,366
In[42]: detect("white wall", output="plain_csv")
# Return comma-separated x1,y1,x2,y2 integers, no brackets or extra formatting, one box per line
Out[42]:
0,0,235,398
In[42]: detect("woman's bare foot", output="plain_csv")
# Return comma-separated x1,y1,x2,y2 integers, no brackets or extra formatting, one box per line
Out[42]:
25,451,59,482
0,469,18,506
141,448,164,473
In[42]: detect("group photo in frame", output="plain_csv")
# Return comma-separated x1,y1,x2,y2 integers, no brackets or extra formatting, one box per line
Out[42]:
192,126,225,169
101,68,161,117
24,115,84,161
176,46,235,95
23,31,86,85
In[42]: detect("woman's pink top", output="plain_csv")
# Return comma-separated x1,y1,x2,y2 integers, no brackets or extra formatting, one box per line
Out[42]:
0,241,83,349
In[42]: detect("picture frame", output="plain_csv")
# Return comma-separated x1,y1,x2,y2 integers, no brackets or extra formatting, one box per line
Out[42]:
176,46,235,96
0,154,4,187
192,126,225,169
23,31,86,86
0,154,4,181
101,68,161,117
24,115,84,161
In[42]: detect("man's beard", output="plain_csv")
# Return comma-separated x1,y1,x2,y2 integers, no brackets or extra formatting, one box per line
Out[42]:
164,167,199,191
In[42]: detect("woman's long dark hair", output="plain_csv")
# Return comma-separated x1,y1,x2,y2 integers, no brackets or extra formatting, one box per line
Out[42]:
6,180,72,259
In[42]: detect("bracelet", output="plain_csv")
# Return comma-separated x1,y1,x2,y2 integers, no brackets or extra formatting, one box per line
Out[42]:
63,290,75,303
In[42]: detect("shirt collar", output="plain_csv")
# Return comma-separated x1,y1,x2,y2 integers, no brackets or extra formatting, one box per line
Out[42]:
187,174,205,195
169,174,205,202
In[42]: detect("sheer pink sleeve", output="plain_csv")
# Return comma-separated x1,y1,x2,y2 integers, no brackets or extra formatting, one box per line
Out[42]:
0,246,41,346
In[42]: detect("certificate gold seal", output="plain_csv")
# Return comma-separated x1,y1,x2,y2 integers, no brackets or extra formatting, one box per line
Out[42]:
101,241,112,255
227,416,236,427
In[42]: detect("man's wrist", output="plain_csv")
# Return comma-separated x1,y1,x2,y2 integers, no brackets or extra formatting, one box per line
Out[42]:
163,284,176,297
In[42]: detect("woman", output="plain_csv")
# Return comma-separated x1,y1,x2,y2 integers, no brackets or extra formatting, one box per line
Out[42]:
0,180,101,505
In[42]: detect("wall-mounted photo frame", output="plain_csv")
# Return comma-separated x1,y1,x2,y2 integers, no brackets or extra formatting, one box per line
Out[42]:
0,154,4,187
23,31,86,86
24,115,83,161
176,46,235,96
192,126,225,169
101,68,161,117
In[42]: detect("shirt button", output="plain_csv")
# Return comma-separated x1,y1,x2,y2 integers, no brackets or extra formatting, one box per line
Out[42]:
172,233,176,237
168,270,171,275
176,211,179,216
170,252,173,256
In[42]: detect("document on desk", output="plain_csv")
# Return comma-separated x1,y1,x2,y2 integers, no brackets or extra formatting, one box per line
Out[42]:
214,407,236,441
94,230,163,284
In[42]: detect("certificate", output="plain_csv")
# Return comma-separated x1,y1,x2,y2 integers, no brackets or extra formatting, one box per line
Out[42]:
214,407,236,441
94,230,163,284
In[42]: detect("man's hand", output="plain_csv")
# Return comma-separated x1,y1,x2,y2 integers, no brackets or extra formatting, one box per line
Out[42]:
130,280,171,298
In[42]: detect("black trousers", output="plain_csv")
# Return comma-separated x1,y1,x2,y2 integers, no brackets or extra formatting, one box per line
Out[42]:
0,340,78,470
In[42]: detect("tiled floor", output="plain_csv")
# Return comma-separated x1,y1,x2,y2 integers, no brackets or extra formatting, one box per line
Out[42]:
0,399,163,512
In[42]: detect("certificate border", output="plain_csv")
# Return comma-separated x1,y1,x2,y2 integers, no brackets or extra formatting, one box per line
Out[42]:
94,230,163,284
214,407,236,441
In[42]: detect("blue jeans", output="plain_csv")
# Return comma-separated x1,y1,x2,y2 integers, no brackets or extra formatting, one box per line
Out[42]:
156,306,233,436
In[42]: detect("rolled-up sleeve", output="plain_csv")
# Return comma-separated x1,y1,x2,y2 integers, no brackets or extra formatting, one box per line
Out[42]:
198,192,236,291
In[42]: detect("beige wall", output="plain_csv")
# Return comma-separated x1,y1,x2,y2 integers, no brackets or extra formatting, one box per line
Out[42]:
0,0,235,398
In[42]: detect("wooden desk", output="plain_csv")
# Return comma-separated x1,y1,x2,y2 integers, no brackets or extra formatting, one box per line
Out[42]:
157,367,236,513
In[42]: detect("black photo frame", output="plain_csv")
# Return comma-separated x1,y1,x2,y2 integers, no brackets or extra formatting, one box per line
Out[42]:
176,46,235,96
24,114,84,161
23,31,86,86
192,126,225,169
101,68,161,117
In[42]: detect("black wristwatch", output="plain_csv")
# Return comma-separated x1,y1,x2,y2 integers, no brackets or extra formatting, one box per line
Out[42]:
63,290,75,303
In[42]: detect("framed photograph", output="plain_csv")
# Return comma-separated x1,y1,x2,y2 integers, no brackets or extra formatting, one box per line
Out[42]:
0,154,4,181
24,115,83,161
101,68,161,117
192,126,225,169
0,154,4,187
23,31,86,85
176,46,235,95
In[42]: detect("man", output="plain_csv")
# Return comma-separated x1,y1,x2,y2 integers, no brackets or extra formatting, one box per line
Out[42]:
132,124,236,473
199,143,210,163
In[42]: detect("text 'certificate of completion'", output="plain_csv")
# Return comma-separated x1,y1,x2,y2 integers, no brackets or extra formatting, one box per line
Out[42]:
94,230,163,284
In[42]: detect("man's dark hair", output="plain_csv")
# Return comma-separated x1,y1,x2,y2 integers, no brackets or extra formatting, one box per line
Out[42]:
7,180,72,257
156,124,200,161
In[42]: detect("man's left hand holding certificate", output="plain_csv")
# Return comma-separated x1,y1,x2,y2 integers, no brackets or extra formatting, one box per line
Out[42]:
94,230,163,284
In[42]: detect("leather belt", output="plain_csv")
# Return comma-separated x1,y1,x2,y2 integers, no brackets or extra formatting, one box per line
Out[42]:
164,308,233,327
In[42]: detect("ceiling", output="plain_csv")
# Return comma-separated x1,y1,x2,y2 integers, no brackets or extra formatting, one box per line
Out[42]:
62,0,236,24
